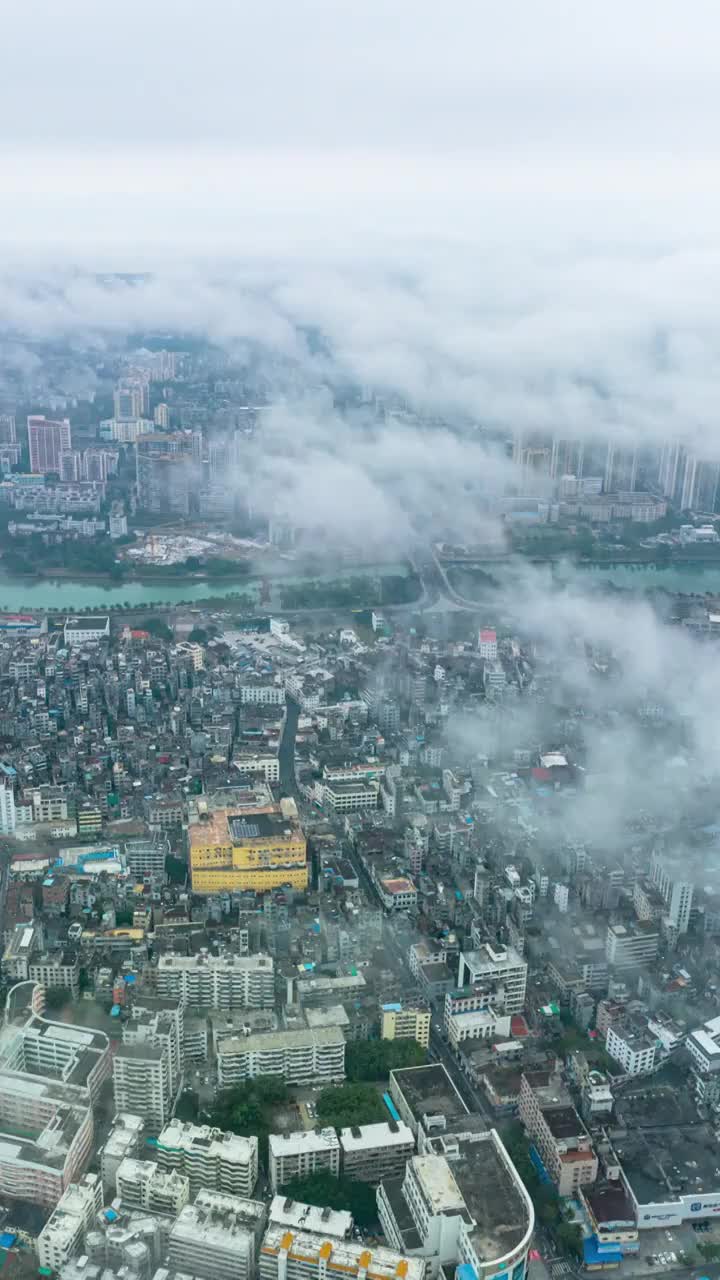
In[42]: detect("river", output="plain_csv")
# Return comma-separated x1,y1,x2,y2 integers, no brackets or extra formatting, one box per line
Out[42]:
0,561,410,613
449,557,720,600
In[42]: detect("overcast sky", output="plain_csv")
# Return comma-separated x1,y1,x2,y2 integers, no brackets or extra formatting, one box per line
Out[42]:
2,0,720,255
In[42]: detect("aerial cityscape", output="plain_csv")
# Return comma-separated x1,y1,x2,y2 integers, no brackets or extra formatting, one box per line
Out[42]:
3,6,720,1280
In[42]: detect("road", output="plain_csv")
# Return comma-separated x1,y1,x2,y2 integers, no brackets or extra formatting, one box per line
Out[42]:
278,696,301,799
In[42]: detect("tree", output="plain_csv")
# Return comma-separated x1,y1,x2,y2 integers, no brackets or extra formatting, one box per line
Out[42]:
555,1223,583,1259
315,1084,386,1129
44,985,73,1011
280,1170,378,1229
188,628,208,644
345,1038,426,1082
140,616,173,641
175,1090,199,1122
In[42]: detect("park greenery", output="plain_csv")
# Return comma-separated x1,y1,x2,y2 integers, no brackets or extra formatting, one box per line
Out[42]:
345,1038,427,1081
210,1077,289,1167
280,1169,378,1229
279,573,420,611
315,1083,386,1129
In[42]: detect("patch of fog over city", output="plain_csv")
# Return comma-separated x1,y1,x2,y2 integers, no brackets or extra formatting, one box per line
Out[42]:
2,0,720,874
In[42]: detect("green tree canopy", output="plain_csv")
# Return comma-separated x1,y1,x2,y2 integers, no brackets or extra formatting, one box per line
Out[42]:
315,1084,386,1129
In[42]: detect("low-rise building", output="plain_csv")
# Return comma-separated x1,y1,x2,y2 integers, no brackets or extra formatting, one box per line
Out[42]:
519,1071,598,1196
381,1003,431,1049
606,1021,658,1075
156,1120,258,1197
116,1157,190,1215
37,1173,103,1271
100,1113,145,1195
169,1188,266,1280
217,1026,346,1087
339,1120,415,1184
259,1225,425,1280
269,1127,340,1192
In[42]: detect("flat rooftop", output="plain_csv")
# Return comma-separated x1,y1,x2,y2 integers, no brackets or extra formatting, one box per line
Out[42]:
189,805,302,849
391,1064,468,1126
268,1195,351,1238
428,1131,531,1264
218,1026,345,1055
542,1105,586,1140
612,1122,720,1207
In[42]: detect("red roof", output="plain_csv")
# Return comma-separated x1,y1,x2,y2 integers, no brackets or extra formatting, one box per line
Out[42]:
480,629,496,642
511,1014,530,1037
532,767,553,781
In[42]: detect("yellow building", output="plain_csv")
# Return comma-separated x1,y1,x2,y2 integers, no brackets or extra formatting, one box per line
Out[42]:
381,1003,431,1049
189,798,308,894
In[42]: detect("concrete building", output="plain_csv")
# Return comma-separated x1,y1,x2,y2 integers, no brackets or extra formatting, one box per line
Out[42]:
113,1043,171,1134
0,781,15,834
685,1015,720,1103
115,1157,190,1215
0,1070,94,1207
63,615,110,646
606,1021,658,1075
156,1120,258,1197
605,922,660,972
519,1071,598,1196
378,1129,534,1280
0,1008,111,1106
217,1026,345,1087
29,949,80,998
122,997,183,1091
100,1113,145,1195
457,944,527,1014
259,1224,425,1280
37,1173,103,1271
156,952,275,1008
28,415,72,474
269,1127,340,1192
381,1003,431,1049
389,1064,469,1149
168,1188,266,1280
267,1195,352,1238
339,1120,415,1184
446,1007,511,1049
189,801,308,894
649,852,694,934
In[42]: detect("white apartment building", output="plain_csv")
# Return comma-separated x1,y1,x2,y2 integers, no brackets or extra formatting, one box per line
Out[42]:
478,629,498,659
0,1011,112,1106
0,1070,94,1208
267,1195,352,1239
443,986,504,1033
686,1015,720,1103
259,1225,425,1280
169,1188,267,1280
605,1022,657,1076
240,684,286,705
605,922,659,971
156,952,275,1008
649,851,694,933
100,1113,145,1194
217,1026,345,1087
63,616,110,646
37,1173,102,1271
29,949,80,998
339,1120,415,1184
0,782,15,834
447,1007,511,1049
377,1130,534,1280
113,1043,171,1135
233,753,280,784
269,1127,340,1192
320,780,379,812
156,1120,258,1197
457,943,527,1014
122,1002,183,1091
115,1157,190,1216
